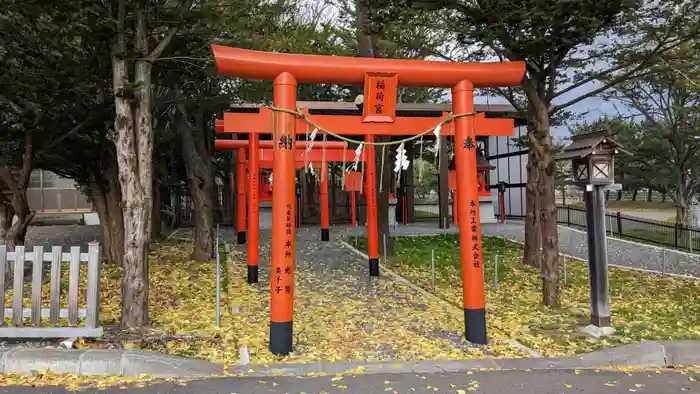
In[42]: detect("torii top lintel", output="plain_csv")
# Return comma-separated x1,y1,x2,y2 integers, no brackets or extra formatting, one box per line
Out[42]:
211,45,525,89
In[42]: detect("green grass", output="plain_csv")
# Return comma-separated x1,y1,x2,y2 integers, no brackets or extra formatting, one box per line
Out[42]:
414,210,440,218
349,234,700,357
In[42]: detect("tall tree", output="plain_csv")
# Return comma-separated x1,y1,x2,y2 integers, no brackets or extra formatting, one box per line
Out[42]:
0,0,107,246
110,0,195,327
412,0,700,306
602,56,700,224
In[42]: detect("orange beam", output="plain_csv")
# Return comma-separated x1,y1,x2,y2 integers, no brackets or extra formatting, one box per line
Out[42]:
219,109,514,137
215,139,347,150
258,148,357,163
211,45,525,88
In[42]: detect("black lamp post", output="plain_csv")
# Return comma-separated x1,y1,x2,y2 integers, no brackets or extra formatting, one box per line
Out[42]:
555,129,631,335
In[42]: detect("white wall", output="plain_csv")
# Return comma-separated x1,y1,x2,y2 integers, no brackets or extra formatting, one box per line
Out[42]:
487,125,527,217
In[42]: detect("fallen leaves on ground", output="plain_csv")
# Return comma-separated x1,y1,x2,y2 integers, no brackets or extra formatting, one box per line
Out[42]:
225,238,527,365
352,235,700,357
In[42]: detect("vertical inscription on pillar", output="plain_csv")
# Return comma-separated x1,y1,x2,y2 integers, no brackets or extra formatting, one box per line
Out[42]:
469,200,482,269
273,203,294,300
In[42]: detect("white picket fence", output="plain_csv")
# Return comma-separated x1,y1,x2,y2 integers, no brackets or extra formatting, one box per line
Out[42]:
0,242,102,338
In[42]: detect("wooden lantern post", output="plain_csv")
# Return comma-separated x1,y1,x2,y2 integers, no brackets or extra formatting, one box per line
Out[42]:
556,129,630,333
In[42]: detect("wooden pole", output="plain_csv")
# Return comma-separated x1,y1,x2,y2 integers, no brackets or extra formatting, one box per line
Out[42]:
247,138,260,284
351,191,357,228
365,135,380,276
584,185,612,327
269,72,297,355
452,190,458,225
452,80,486,345
237,148,247,244
320,158,330,241
438,135,449,229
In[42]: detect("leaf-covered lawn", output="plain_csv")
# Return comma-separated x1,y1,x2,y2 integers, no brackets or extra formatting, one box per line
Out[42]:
352,234,700,357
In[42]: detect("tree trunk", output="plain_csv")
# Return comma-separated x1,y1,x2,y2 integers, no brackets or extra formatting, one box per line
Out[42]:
616,190,622,201
527,98,560,307
647,187,652,202
676,173,688,226
356,0,393,256
4,193,33,249
88,160,124,266
540,164,560,307
523,148,541,268
112,0,154,327
151,156,165,238
632,187,638,201
0,204,13,245
176,104,214,262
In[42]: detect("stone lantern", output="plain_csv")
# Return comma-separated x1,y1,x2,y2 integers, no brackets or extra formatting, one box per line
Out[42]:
555,129,630,337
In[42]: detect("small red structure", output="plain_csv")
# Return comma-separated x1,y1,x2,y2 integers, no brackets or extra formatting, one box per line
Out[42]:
211,45,524,355
449,150,496,224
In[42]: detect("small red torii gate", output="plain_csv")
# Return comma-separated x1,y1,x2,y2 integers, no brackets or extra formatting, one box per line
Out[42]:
212,45,524,355
218,139,358,283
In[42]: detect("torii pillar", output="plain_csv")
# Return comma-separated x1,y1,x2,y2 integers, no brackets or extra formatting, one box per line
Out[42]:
211,45,524,354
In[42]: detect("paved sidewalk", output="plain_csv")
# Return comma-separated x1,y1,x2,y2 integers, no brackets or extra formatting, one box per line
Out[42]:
1,368,697,393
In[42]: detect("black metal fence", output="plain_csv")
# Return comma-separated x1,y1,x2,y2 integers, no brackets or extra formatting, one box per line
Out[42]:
556,205,700,252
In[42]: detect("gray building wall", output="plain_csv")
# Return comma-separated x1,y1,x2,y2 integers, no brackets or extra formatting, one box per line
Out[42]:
27,170,92,213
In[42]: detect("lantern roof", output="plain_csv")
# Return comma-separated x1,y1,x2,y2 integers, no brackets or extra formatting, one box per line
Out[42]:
476,149,496,170
555,129,631,161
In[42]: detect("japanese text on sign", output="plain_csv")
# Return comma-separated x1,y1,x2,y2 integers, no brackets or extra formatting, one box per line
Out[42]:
363,72,397,123
469,199,481,269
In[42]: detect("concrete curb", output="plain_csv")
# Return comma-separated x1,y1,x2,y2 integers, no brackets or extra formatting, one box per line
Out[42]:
0,348,223,377
0,341,699,378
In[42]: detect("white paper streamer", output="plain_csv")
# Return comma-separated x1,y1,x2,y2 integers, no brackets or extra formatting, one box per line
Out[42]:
268,172,273,187
349,142,364,172
306,128,318,153
394,142,410,173
433,123,442,156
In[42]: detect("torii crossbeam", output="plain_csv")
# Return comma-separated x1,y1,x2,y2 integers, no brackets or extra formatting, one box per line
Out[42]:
211,45,525,355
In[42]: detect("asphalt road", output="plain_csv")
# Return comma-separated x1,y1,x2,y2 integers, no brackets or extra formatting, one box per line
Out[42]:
1,369,698,394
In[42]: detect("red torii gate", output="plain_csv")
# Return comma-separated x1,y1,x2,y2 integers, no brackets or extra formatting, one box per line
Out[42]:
212,45,524,354
217,138,357,284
